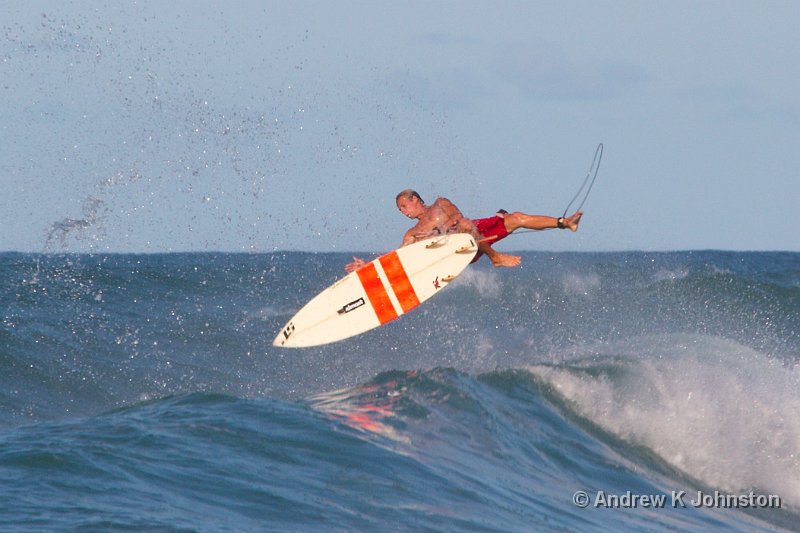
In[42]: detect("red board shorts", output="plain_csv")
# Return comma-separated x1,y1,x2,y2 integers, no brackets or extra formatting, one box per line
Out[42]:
470,215,509,263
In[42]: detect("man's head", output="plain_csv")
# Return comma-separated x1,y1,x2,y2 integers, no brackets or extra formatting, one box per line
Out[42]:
395,189,425,219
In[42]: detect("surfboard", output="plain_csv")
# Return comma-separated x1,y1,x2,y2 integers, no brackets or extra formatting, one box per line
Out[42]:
274,233,478,348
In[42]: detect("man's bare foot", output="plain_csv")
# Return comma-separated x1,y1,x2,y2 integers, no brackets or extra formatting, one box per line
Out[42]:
489,252,522,268
564,211,582,232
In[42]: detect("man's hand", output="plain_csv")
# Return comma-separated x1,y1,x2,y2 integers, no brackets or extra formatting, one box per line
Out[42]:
344,256,366,273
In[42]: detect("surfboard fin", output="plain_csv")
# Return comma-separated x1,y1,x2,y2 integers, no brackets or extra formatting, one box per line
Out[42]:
455,238,477,254
425,237,448,249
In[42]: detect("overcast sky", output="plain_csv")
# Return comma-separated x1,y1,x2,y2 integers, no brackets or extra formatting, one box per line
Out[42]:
2,1,798,253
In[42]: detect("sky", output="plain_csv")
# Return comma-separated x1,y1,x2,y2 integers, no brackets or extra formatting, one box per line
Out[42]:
2,0,798,253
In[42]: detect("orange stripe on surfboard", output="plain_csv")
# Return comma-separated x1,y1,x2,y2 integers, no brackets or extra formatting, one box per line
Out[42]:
379,251,420,313
356,262,398,324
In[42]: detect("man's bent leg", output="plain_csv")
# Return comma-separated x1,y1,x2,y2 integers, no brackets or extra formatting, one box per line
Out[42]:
478,239,521,267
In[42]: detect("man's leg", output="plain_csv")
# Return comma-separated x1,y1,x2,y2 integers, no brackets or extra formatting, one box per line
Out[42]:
472,215,521,267
502,211,582,233
479,241,521,267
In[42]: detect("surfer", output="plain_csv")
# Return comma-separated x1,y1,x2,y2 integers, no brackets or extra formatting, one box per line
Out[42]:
345,190,582,272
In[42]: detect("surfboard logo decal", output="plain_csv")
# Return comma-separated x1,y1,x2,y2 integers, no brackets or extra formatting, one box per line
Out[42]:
281,322,295,343
337,297,366,314
356,263,398,324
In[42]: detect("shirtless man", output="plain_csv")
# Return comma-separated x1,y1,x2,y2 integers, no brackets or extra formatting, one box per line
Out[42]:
344,189,582,272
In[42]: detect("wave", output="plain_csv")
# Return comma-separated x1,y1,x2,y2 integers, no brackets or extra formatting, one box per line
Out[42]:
527,335,800,508
2,363,796,531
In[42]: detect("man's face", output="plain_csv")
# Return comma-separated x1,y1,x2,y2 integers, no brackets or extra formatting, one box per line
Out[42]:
396,196,424,219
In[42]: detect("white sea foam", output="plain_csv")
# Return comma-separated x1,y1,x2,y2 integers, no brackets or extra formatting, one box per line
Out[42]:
452,267,501,299
654,268,689,282
529,334,800,508
559,272,601,296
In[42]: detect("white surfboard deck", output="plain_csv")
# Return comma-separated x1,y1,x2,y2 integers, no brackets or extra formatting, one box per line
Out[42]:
274,233,478,348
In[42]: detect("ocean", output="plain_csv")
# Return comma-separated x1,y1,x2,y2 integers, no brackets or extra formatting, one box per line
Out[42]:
1,250,798,532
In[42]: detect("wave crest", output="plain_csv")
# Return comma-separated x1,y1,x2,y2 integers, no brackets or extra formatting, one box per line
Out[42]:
527,334,800,507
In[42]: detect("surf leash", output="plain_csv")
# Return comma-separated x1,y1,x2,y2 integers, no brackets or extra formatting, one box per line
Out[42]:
499,143,604,237
561,142,603,217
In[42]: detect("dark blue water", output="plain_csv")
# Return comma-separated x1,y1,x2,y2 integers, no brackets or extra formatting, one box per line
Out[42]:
1,251,798,531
